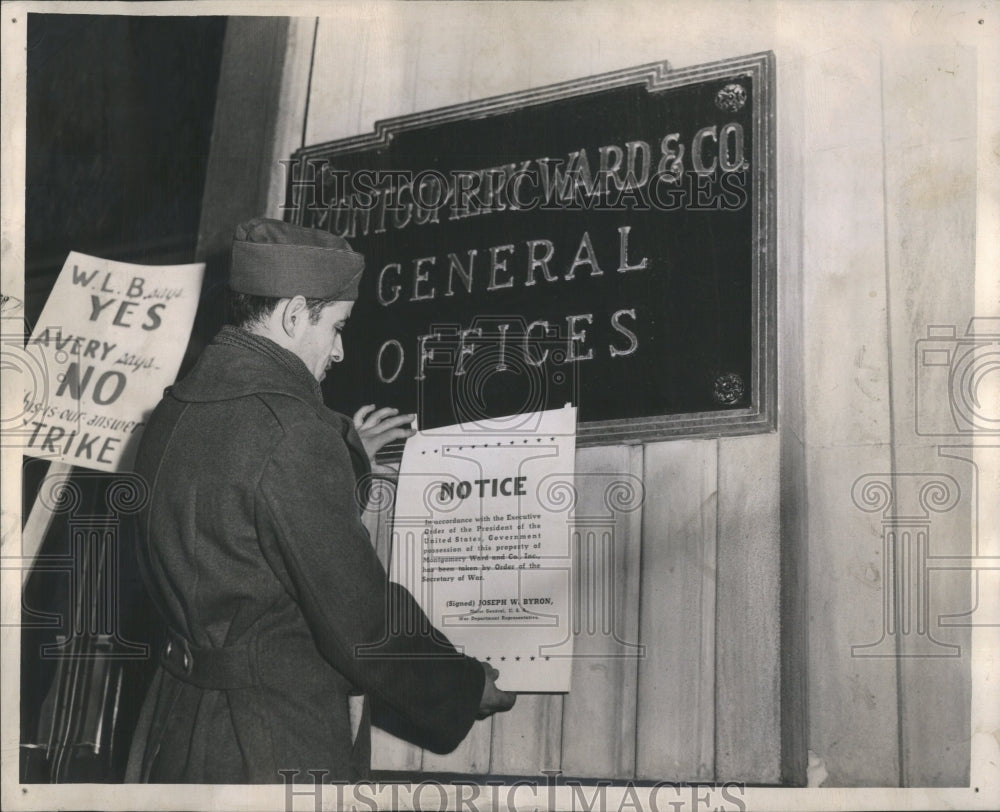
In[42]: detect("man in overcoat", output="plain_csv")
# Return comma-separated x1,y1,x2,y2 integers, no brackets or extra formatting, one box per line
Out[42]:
126,218,514,783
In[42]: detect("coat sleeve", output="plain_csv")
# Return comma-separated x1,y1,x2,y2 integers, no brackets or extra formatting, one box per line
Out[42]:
254,416,485,753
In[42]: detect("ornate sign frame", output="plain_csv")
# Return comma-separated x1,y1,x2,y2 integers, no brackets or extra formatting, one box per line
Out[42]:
285,52,776,447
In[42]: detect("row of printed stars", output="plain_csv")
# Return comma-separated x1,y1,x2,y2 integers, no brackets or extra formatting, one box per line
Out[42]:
421,437,559,454
484,655,550,662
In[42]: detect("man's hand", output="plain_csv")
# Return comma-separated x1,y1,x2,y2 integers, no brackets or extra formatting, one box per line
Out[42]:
353,405,416,467
477,661,516,719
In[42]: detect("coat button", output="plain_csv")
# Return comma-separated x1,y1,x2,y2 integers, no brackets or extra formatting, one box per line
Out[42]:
182,650,192,673
164,641,173,658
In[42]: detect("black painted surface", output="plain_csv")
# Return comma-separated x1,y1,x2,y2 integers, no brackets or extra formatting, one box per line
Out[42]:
25,13,227,329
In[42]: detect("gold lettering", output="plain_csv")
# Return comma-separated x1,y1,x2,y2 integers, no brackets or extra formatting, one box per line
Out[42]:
456,328,482,376
378,263,402,306
617,226,648,273
566,313,594,362
445,250,477,296
565,231,604,280
411,256,437,302
487,244,516,291
609,309,639,357
525,321,550,366
525,239,556,286
692,125,718,175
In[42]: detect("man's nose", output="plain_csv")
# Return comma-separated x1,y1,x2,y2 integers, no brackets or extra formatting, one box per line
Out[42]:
331,334,344,363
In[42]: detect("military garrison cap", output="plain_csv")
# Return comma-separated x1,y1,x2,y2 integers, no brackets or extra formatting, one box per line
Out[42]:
229,217,365,300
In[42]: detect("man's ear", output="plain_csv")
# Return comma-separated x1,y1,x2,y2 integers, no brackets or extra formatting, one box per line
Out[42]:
281,296,309,337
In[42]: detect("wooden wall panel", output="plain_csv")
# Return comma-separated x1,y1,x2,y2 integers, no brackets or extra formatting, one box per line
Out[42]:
778,428,809,786
195,17,290,259
635,439,717,781
264,16,318,219
804,446,897,784
466,4,537,103
800,43,899,786
489,693,563,777
559,446,644,779
303,18,370,145
421,719,494,775
484,475,566,778
306,3,477,139
409,4,478,112
774,48,809,788
354,7,427,139
881,43,976,786
715,433,782,782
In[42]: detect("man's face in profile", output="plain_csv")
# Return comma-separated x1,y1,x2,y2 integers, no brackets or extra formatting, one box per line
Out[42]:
293,300,355,381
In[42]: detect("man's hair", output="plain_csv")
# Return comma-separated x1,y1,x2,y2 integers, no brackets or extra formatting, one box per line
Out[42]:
226,289,335,328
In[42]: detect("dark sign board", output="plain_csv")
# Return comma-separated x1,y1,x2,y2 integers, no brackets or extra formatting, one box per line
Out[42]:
285,52,775,446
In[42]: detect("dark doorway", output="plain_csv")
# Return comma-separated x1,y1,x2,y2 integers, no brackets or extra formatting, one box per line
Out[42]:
21,13,227,782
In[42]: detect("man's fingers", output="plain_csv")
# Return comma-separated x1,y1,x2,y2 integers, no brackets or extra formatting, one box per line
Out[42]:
360,406,399,429
355,406,417,462
477,660,516,718
363,427,416,455
353,404,376,427
359,416,416,443
478,685,517,718
383,426,417,442
368,413,416,433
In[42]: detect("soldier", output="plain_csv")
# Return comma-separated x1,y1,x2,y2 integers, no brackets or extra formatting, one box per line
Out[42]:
126,217,514,783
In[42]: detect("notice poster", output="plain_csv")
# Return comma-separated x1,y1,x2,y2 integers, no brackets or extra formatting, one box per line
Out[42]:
19,252,204,472
390,406,576,692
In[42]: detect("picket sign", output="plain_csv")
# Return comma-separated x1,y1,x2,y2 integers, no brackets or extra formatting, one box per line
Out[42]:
19,252,203,571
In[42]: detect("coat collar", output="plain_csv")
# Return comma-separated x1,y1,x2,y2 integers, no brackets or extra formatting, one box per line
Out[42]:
169,326,372,480
170,326,322,405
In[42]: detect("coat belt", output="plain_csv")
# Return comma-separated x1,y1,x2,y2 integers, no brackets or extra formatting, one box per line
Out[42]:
161,628,257,690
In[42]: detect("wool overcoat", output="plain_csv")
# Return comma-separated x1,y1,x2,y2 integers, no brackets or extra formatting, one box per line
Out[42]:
125,327,485,783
